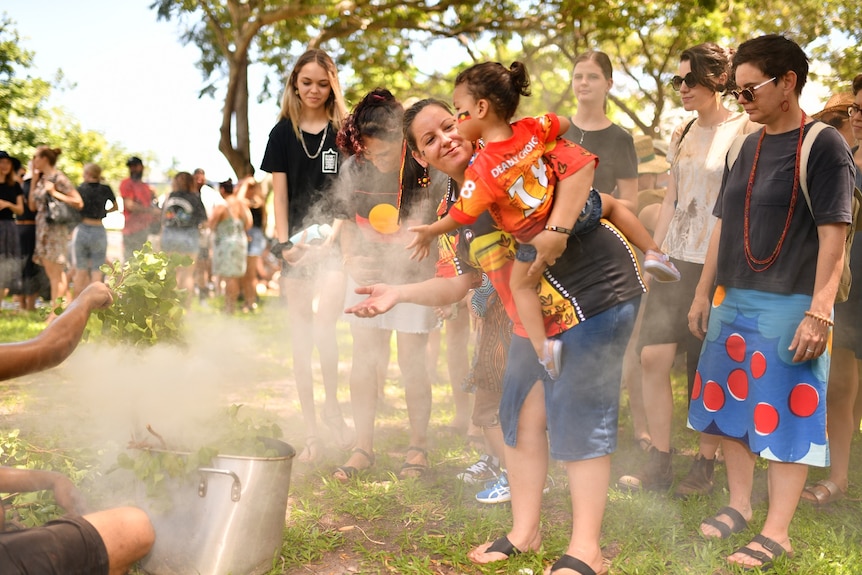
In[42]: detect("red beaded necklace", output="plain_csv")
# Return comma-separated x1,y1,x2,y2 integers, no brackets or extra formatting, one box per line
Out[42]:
742,112,807,272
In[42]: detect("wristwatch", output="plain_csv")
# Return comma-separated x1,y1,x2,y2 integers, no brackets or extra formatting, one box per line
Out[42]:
270,240,294,261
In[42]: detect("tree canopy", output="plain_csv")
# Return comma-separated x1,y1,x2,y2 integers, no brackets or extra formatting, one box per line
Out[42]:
0,15,132,184
151,0,860,178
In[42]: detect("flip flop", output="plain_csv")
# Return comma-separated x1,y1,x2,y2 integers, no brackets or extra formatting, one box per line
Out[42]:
549,554,608,575
731,533,792,572
701,506,748,539
485,535,520,558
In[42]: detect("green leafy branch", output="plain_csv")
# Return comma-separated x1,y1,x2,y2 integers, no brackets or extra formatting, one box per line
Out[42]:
84,242,192,347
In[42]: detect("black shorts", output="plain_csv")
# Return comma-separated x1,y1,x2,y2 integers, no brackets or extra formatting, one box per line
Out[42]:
637,258,709,395
833,238,862,357
0,515,109,575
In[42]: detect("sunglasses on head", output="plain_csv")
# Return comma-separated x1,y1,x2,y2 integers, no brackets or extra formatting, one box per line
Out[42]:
849,104,862,117
670,72,713,91
730,77,776,102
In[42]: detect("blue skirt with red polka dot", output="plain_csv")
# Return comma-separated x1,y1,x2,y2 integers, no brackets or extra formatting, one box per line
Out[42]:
687,286,830,467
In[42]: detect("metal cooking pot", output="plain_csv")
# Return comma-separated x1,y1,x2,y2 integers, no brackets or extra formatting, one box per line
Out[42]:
141,437,295,575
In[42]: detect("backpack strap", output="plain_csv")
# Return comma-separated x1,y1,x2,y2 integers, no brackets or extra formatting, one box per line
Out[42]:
725,133,748,171
797,121,832,216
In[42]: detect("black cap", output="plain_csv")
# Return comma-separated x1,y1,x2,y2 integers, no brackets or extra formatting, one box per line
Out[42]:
0,150,10,161
126,156,143,167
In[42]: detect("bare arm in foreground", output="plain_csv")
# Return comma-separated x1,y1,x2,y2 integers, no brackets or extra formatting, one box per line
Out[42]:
0,282,113,380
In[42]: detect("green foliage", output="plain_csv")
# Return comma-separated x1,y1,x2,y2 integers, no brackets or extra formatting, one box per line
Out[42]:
0,429,97,528
112,405,283,509
85,242,191,347
0,14,140,184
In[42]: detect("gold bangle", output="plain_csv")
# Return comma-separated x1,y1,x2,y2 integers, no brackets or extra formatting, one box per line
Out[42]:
804,310,834,326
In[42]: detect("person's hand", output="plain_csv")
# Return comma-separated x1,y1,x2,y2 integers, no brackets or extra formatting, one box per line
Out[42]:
526,229,568,275
49,472,88,515
344,283,399,317
343,254,383,285
79,282,114,311
687,294,711,340
282,243,310,266
406,225,434,261
789,313,830,363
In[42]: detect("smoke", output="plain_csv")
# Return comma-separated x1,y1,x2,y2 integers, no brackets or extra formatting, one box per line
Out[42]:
22,313,296,508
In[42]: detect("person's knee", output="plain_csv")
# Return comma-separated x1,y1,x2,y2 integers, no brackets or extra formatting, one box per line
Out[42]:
87,506,155,562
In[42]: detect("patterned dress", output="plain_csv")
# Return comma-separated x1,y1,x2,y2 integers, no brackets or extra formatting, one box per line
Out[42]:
212,212,247,278
33,172,76,266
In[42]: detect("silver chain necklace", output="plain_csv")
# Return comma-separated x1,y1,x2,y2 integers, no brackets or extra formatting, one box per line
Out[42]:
298,123,328,159
573,125,586,145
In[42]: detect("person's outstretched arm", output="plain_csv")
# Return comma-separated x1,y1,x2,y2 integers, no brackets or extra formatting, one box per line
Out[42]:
407,214,461,261
0,282,113,381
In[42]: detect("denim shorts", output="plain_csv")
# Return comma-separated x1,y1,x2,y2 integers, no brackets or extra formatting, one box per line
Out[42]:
515,188,603,263
161,227,200,255
499,297,640,461
247,226,266,257
72,223,108,271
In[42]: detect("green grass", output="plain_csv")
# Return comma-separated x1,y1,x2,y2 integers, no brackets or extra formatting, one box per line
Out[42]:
1,294,861,574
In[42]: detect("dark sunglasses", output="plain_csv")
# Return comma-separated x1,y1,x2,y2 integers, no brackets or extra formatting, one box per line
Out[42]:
670,72,713,91
730,77,776,102
849,104,862,117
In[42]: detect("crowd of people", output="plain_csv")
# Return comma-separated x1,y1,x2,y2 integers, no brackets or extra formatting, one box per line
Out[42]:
1,32,861,574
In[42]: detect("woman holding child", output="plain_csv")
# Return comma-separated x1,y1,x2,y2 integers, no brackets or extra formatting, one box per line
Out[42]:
347,94,645,574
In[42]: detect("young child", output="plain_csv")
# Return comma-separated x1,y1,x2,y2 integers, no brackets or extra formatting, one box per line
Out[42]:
408,61,679,379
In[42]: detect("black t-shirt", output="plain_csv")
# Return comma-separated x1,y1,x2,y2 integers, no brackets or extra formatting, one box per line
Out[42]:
332,155,440,284
161,191,207,229
0,182,23,221
259,118,341,234
715,123,855,295
561,122,637,195
17,179,35,221
77,182,116,220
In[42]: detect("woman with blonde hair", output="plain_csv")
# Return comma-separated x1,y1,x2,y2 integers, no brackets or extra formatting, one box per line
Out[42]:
72,163,118,297
28,146,82,317
260,49,353,462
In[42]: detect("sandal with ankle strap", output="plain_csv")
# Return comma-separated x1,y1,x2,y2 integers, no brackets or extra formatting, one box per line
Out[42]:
399,446,428,479
333,447,374,483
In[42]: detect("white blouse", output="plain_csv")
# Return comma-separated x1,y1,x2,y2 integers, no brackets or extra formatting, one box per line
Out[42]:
663,112,757,263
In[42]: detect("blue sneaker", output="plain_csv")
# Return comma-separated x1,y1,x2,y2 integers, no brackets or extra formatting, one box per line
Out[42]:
476,471,554,504
476,471,510,504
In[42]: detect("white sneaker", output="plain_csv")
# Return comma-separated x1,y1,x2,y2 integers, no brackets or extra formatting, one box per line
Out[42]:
457,454,501,485
476,472,510,504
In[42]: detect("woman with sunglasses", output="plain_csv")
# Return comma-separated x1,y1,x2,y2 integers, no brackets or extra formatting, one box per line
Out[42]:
619,43,757,496
687,35,855,571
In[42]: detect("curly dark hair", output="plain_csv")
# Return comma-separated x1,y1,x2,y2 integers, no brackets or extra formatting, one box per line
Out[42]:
336,88,404,158
454,61,530,121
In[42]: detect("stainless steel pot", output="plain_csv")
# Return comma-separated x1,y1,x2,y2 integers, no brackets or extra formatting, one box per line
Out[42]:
141,438,295,575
